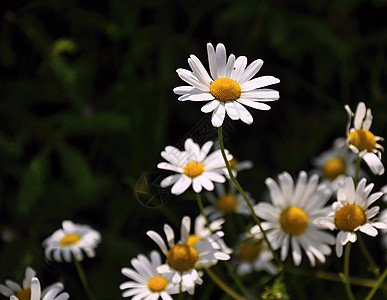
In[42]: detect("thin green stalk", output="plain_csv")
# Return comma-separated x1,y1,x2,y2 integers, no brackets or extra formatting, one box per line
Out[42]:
74,259,96,300
205,268,245,300
217,125,282,269
195,192,250,298
285,265,387,290
354,155,361,186
344,243,356,300
357,234,380,276
365,268,387,300
195,192,210,227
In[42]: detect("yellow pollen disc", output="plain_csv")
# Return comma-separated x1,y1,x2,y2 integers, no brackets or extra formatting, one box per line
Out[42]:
187,234,202,247
348,129,376,152
334,204,366,232
229,158,238,170
323,157,346,180
215,194,238,214
280,206,309,236
183,161,204,178
210,78,241,102
15,288,31,300
60,233,81,246
238,239,263,262
166,244,198,272
147,275,168,292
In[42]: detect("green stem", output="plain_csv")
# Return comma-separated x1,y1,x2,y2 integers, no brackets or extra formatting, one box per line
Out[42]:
74,259,96,300
344,243,356,300
195,192,250,298
217,125,282,269
365,268,387,300
205,268,245,300
195,192,210,227
285,266,387,290
354,155,361,186
357,234,380,276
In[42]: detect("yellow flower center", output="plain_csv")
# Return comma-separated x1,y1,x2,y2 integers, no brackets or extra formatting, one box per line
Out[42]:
348,129,376,152
215,194,238,214
187,234,202,247
166,244,198,272
60,233,81,246
147,275,168,293
15,288,31,300
280,206,309,236
210,78,241,102
238,238,263,262
323,157,346,180
334,204,366,232
229,158,238,170
183,161,204,178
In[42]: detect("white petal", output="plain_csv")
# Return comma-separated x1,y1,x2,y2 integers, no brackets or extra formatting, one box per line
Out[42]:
188,55,213,85
354,102,366,129
164,224,175,248
239,59,263,84
30,278,41,300
359,223,378,236
237,99,271,110
241,76,280,91
184,92,214,101
201,100,220,113
241,89,280,100
146,231,168,254
211,103,226,127
207,43,217,79
362,152,384,175
225,54,236,78
176,69,209,91
157,162,181,172
160,175,180,188
215,43,227,78
230,56,247,82
171,176,192,195
225,101,242,120
173,86,195,95
363,109,373,130
181,216,191,243
291,237,302,266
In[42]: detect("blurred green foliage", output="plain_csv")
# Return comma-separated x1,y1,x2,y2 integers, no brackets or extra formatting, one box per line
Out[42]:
0,0,386,299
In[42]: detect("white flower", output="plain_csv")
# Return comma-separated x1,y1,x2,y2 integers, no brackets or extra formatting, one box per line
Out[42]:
233,233,277,276
158,138,232,195
204,182,253,220
345,102,384,175
146,216,230,295
252,171,335,266
316,177,387,257
312,138,357,191
173,43,280,127
120,251,179,299
42,220,101,263
0,268,69,300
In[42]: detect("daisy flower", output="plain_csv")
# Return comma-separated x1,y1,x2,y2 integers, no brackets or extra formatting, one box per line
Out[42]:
345,102,384,175
158,138,232,195
204,182,253,220
42,220,101,263
252,171,335,266
120,250,179,299
312,138,357,191
316,177,387,257
228,157,253,174
173,43,280,127
234,234,277,276
146,216,230,295
0,267,69,300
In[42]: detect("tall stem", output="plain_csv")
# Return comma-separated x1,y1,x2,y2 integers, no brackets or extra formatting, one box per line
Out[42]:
195,192,250,298
354,155,361,186
343,243,356,300
205,268,245,300
217,125,282,269
357,234,380,276
365,267,387,300
74,259,96,300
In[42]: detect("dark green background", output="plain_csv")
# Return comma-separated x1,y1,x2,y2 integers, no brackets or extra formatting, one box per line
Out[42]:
1,0,386,299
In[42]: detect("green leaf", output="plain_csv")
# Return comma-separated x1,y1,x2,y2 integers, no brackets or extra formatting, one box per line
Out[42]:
17,153,47,214
57,143,96,195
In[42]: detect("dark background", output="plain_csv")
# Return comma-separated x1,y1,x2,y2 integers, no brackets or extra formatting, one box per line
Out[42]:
0,0,386,299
